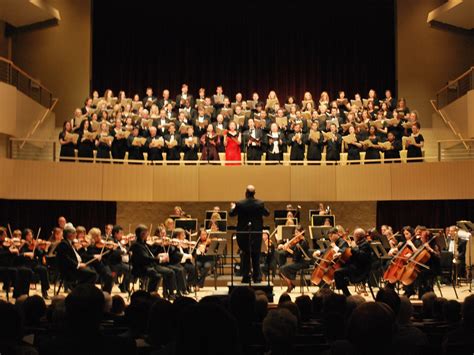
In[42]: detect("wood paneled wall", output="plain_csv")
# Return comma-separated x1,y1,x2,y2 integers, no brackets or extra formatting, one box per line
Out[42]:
1,158,474,202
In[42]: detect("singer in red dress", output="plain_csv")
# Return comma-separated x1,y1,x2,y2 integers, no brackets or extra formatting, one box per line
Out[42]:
224,121,242,166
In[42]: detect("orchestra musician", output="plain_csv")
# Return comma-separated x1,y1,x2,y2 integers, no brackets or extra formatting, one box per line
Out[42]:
109,225,132,293
195,228,214,289
279,226,310,293
17,229,50,299
129,225,177,299
447,225,468,279
333,228,373,296
174,228,197,291
260,230,277,279
0,227,33,299
85,228,115,293
229,185,270,283
55,226,98,287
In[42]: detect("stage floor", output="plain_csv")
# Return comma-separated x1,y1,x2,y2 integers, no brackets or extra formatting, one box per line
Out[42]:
2,282,472,305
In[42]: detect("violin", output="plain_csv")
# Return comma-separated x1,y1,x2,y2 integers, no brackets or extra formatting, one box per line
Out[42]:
281,230,305,255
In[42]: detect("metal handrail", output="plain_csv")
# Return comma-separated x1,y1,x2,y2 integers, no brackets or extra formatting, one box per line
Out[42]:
430,99,469,151
436,66,473,109
0,56,53,108
20,98,58,149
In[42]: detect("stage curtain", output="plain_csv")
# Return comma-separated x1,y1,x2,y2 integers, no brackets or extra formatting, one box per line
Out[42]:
376,200,474,232
91,0,395,102
0,200,116,237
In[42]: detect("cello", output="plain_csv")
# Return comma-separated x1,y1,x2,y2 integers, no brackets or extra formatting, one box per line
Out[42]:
399,235,436,286
383,241,415,284
311,247,352,285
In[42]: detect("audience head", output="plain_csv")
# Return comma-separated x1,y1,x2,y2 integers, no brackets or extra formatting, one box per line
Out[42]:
278,292,292,305
347,302,395,354
255,293,269,322
443,300,461,323
111,295,126,316
421,292,437,319
263,308,297,354
21,295,46,327
229,286,256,325
376,287,401,316
147,298,174,348
0,301,23,343
65,284,104,331
295,295,312,322
463,294,474,329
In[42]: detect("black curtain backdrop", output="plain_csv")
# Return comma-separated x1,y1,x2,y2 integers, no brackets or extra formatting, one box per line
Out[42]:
0,200,116,237
377,200,474,232
92,0,395,102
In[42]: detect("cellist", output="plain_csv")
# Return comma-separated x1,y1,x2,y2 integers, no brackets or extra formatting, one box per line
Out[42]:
312,227,349,287
334,228,372,296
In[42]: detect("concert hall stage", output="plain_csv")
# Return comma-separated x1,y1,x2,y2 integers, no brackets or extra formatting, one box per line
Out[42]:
2,283,470,305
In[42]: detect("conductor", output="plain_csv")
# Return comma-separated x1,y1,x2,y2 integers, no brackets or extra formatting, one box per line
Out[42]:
229,185,270,283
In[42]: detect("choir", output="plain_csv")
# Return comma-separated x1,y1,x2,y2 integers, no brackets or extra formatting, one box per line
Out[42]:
59,86,425,164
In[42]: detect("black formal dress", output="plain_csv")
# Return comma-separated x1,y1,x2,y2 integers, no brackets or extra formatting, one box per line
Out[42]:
280,239,310,281
77,131,95,162
59,131,75,161
407,134,424,163
55,240,98,285
229,197,270,282
305,131,324,162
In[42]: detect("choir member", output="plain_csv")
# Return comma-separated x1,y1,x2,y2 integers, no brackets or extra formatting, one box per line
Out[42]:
194,106,210,137
243,119,263,163
382,131,402,162
288,123,305,162
77,119,95,162
127,126,145,161
155,108,170,136
406,122,424,163
364,125,382,163
176,83,194,108
224,121,242,165
200,124,220,162
265,122,285,163
305,121,324,163
345,125,363,163
111,118,128,160
59,120,75,162
164,123,181,162
325,123,342,162
95,122,112,162
182,126,199,161
81,97,93,116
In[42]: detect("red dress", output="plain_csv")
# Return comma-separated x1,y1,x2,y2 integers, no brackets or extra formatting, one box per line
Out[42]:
225,133,241,165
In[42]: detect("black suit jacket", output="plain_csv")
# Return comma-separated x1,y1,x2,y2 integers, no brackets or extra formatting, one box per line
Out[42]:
55,239,80,275
229,197,269,252
129,240,156,277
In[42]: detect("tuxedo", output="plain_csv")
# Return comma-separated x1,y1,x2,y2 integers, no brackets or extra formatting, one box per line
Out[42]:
244,128,264,162
55,239,97,285
229,196,270,282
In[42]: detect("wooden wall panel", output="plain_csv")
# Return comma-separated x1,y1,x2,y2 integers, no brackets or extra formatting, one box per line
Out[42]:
390,161,474,200
336,164,392,201
2,159,474,202
290,166,336,201
7,161,103,200
152,165,199,201
102,164,153,201
198,166,291,202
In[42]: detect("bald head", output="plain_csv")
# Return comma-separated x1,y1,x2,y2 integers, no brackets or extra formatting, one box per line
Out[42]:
246,185,256,198
353,228,366,242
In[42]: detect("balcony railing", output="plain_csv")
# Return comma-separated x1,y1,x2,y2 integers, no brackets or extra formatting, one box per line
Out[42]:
436,66,473,109
9,137,445,165
0,56,53,108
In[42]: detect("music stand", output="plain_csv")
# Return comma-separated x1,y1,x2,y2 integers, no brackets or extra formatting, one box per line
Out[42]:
207,232,227,290
274,218,298,227
377,233,391,250
310,226,331,249
175,219,198,233
276,225,296,243
205,219,227,232
205,211,228,220
274,209,297,219
169,215,182,221
311,215,335,227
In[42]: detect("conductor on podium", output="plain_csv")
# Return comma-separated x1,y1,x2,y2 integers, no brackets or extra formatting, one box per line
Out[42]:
230,185,270,283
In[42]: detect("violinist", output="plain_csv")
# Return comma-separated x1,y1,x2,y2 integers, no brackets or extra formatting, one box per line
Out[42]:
279,226,310,293
55,226,98,287
334,228,372,296
109,225,132,293
260,230,277,279
152,226,186,297
129,225,177,299
312,227,349,285
17,229,50,299
85,228,115,293
174,228,197,291
0,227,33,299
195,229,214,289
